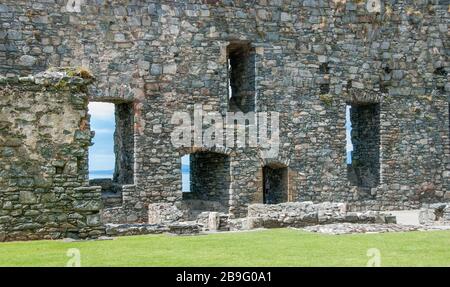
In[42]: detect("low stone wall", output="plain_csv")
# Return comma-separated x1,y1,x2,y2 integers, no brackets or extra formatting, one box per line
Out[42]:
303,223,423,235
245,202,396,229
148,203,184,224
179,200,228,221
100,185,143,224
105,222,199,237
101,206,143,224
419,203,450,225
145,201,397,233
105,223,169,237
90,178,123,208
197,212,230,232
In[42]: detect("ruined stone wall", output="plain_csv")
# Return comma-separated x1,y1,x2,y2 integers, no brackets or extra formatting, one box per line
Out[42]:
0,0,448,222
0,70,104,241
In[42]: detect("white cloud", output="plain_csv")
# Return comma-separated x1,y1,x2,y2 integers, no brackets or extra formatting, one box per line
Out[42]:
345,105,353,152
181,154,190,165
88,102,115,120
346,129,353,152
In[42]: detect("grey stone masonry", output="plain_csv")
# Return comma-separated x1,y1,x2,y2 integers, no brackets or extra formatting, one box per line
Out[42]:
419,203,450,225
245,202,396,229
0,68,104,241
0,0,449,236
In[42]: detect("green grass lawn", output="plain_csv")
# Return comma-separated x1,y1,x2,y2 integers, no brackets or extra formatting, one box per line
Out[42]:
0,229,449,267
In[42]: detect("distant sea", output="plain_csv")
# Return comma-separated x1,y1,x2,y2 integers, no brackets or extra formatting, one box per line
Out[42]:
89,169,113,179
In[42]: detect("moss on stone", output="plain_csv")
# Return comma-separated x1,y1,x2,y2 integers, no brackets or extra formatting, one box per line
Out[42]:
59,67,94,80
319,94,333,107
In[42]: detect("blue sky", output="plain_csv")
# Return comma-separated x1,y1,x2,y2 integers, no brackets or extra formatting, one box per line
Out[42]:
88,102,116,177
181,155,190,192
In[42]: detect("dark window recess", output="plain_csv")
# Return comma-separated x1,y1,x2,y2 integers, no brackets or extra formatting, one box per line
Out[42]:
380,82,389,93
227,42,256,113
55,166,64,174
434,67,447,76
319,63,330,74
182,152,231,215
320,84,330,94
347,103,381,188
263,164,288,204
346,80,352,90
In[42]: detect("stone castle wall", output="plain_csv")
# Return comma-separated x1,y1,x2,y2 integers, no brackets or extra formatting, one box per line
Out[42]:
0,0,449,227
0,70,104,241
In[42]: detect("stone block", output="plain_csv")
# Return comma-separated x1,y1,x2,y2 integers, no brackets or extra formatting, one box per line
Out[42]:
148,203,183,224
419,209,436,224
19,191,37,204
86,214,100,226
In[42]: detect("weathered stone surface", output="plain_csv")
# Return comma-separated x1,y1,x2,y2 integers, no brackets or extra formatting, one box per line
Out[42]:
419,203,450,226
196,211,229,231
246,202,395,229
302,223,450,235
228,218,250,231
148,203,183,224
105,223,169,237
0,1,447,223
0,69,102,241
0,1,448,241
19,191,37,204
168,222,200,235
18,55,36,67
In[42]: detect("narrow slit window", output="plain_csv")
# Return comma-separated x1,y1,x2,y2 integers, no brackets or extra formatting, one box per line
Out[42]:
346,105,353,165
181,154,190,192
227,42,256,113
346,103,380,188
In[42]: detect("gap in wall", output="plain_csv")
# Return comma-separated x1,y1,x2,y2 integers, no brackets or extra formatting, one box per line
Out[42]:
227,41,256,113
88,102,116,180
346,103,381,188
263,164,288,204
181,154,191,192
88,102,134,184
182,152,231,218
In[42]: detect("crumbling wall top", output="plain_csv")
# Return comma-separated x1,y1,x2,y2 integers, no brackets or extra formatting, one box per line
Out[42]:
0,67,94,89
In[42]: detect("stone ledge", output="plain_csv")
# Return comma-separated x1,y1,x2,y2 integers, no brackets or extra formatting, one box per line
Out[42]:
245,202,396,229
0,67,94,87
105,222,200,237
302,223,450,235
74,186,102,192
419,203,450,225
